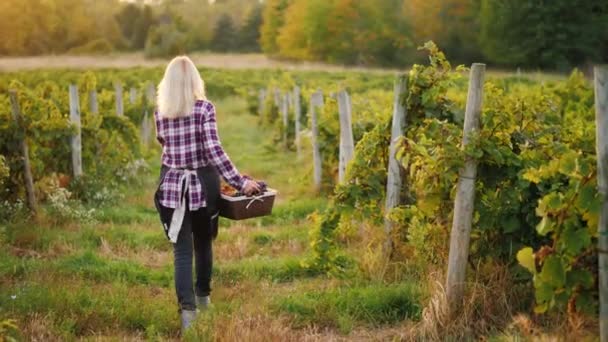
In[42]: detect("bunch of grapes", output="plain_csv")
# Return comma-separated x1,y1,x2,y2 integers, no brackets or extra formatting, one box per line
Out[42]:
220,174,268,197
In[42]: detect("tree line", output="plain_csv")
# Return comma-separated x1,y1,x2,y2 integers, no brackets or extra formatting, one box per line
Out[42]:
0,0,262,57
1,0,606,70
261,0,608,70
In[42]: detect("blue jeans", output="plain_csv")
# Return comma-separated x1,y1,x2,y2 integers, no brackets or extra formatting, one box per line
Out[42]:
173,207,217,312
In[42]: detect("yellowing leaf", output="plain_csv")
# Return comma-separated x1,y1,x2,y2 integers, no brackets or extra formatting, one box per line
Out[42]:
517,247,536,274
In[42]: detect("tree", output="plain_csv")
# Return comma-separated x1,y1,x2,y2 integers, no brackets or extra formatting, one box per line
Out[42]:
131,6,157,49
211,13,238,52
260,0,291,54
238,5,263,52
479,0,608,69
115,3,142,48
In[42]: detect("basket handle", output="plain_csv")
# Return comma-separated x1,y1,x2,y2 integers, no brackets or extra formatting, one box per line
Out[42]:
245,195,265,209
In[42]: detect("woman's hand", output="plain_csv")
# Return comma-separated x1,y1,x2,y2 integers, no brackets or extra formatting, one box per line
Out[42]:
242,180,261,196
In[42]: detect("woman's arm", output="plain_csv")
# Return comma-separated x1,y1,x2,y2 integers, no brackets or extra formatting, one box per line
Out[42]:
154,111,164,144
201,102,248,191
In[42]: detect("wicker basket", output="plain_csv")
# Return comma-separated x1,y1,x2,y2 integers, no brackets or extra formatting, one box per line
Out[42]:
218,188,277,220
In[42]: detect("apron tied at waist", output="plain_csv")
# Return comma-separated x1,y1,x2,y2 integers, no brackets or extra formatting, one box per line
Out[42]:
168,169,197,243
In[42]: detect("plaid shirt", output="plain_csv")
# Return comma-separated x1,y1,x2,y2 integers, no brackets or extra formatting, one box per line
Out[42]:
155,100,247,210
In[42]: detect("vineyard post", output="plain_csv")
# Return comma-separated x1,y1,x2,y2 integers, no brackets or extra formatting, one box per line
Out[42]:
281,92,289,148
69,84,83,178
594,65,608,342
89,90,98,114
129,87,137,104
294,86,302,157
445,63,485,310
142,82,155,148
115,82,124,116
384,75,408,256
146,82,156,102
337,90,354,183
310,90,324,191
273,88,280,108
258,88,266,115
8,90,37,213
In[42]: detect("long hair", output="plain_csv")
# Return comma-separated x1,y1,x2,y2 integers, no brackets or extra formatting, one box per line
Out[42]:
157,56,206,119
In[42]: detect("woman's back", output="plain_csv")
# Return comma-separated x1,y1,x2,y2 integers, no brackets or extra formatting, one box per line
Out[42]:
155,99,208,169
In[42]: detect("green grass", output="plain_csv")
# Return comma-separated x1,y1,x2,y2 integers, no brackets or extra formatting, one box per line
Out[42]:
55,251,173,287
273,282,423,334
214,255,318,284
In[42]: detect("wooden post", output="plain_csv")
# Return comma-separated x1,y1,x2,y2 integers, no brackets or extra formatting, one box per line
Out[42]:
115,82,124,116
8,90,37,213
146,82,156,104
274,88,280,109
594,65,608,342
445,63,485,310
310,90,324,191
141,82,155,148
337,90,354,183
384,75,408,256
281,92,289,147
259,88,266,115
88,90,98,114
294,86,302,157
69,84,83,178
129,87,137,104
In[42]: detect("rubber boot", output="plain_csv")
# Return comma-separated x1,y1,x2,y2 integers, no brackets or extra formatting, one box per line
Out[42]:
180,309,197,333
196,295,211,312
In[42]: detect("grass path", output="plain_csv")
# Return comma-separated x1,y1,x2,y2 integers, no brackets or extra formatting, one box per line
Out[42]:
0,98,423,341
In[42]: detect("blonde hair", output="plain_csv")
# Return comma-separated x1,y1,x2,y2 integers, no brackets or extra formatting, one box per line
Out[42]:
157,56,206,119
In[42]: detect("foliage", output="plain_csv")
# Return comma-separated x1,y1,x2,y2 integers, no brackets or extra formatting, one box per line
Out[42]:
479,0,608,70
260,0,292,54
238,5,263,52
288,42,602,320
211,14,238,53
273,0,412,66
144,23,188,58
0,73,146,216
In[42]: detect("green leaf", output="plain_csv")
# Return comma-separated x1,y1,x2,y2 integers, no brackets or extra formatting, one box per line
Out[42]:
534,279,554,303
540,256,566,288
536,216,554,236
558,151,577,176
517,247,536,274
577,183,600,214
575,292,596,315
566,269,594,289
503,216,520,233
561,226,591,255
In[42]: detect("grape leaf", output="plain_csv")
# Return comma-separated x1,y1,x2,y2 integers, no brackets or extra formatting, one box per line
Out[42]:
566,269,594,289
517,247,536,274
561,226,591,255
540,255,566,288
536,216,554,236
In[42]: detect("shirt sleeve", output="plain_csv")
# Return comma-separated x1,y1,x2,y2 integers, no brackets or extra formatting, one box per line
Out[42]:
154,111,164,144
202,102,248,191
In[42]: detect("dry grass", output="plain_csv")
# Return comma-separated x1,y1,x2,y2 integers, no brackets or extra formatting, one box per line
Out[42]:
0,53,400,73
409,262,599,341
97,237,172,269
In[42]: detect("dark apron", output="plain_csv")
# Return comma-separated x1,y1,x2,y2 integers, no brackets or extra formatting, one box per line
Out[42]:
153,164,221,241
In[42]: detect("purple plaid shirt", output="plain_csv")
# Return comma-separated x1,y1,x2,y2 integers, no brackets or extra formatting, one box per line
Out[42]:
155,100,247,210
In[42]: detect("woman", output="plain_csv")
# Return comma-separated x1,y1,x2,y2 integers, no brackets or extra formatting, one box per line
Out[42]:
153,56,260,333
